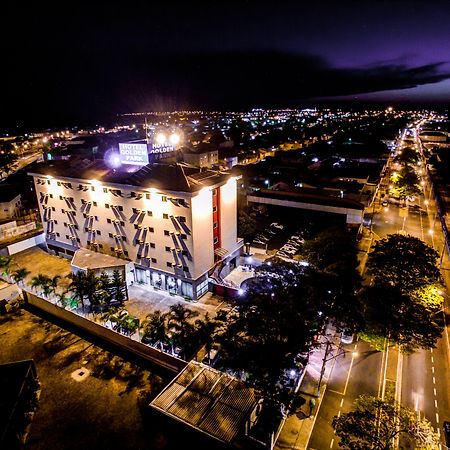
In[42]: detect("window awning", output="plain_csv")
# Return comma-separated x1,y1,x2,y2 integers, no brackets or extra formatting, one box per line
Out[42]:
214,247,229,258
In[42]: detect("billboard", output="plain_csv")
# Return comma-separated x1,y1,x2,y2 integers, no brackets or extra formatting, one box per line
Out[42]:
119,143,149,165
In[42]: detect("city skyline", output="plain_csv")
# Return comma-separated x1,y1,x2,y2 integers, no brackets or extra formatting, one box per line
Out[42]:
2,0,450,131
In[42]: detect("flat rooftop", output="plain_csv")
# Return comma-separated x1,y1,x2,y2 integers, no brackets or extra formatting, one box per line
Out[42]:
71,248,129,271
28,159,231,193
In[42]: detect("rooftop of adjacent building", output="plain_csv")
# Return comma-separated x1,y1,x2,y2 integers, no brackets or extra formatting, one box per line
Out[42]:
0,184,21,203
28,159,233,193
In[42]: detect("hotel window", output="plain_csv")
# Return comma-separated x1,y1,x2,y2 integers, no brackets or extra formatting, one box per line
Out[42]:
56,232,60,237
122,236,127,242
150,242,155,248
64,222,67,227
137,253,142,259
59,195,63,200
96,230,101,235
57,182,61,186
146,193,150,200
178,216,186,222
107,218,111,223
123,251,129,257
151,258,157,263
134,224,139,229
66,235,70,239
180,233,187,240
54,220,58,224
94,216,99,221
105,203,110,208
109,233,113,238
166,262,173,268
183,266,189,272
163,213,169,219
120,221,125,226
149,227,154,233
77,238,81,243
93,201,97,207
98,244,103,249
103,188,108,193
162,196,167,202
49,194,53,198
165,246,171,252
164,230,170,236
182,250,188,256
61,209,65,213
147,210,152,216
91,186,95,191
118,205,123,211
84,227,89,232
110,246,115,251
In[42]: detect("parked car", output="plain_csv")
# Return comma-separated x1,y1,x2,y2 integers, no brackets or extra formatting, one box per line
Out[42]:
341,330,354,345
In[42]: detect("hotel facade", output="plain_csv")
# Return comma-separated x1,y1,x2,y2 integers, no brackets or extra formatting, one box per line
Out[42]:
29,160,243,300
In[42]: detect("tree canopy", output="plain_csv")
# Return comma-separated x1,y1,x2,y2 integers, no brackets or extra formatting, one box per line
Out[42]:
332,395,439,450
367,234,440,293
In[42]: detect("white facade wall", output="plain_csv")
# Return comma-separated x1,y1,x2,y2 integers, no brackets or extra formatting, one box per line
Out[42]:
219,178,239,253
190,189,215,280
0,194,21,220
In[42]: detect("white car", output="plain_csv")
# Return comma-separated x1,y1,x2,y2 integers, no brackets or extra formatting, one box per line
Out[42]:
341,330,354,345
271,223,284,229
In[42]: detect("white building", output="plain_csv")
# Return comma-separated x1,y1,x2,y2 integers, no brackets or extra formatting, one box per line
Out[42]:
29,161,242,300
0,188,21,221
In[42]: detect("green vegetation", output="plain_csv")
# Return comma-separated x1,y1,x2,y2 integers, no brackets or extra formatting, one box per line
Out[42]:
332,395,439,450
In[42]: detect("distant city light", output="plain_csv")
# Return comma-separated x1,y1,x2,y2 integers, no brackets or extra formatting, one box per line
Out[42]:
156,133,166,144
169,133,180,145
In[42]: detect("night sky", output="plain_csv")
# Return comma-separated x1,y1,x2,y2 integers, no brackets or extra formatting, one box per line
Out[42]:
2,0,450,130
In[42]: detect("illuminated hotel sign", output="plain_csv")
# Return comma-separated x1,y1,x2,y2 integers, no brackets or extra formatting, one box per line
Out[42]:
149,143,175,154
119,143,149,165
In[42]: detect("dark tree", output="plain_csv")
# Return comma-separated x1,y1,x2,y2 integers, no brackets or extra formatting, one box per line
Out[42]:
367,234,440,293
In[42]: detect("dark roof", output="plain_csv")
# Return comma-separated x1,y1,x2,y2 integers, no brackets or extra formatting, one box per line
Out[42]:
252,188,365,210
0,185,21,203
28,160,231,193
0,360,37,443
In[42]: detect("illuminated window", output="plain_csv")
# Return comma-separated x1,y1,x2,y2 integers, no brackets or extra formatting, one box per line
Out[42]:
162,196,167,202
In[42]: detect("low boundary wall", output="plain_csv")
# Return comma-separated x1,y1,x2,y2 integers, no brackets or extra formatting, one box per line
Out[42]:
23,291,187,373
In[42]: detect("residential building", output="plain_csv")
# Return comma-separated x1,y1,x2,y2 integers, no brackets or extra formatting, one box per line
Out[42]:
0,187,21,220
29,160,242,300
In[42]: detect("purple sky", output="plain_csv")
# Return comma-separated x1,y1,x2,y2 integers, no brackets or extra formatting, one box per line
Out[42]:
1,0,450,129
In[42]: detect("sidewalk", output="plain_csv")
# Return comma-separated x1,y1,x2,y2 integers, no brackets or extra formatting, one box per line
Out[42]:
275,340,337,449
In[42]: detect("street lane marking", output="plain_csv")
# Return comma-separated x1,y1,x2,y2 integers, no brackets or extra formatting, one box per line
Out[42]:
436,413,440,423
434,388,437,396
435,399,438,408
433,376,436,385
330,438,334,448
431,356,434,363
337,411,341,418
432,366,435,374
340,398,344,408
343,353,356,396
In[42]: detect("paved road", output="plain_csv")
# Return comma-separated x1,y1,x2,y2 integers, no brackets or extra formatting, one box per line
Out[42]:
308,125,450,449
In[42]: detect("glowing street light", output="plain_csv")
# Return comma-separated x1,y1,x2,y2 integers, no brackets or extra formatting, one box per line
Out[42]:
169,133,180,145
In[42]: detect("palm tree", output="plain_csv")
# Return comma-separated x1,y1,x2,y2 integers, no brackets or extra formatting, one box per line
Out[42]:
195,314,218,364
48,275,61,295
11,267,30,286
30,274,50,295
83,269,100,311
110,269,126,304
68,271,87,310
141,310,168,350
0,256,14,280
166,303,199,358
55,290,71,308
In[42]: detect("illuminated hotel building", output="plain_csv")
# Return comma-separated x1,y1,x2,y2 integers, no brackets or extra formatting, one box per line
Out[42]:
29,160,242,300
